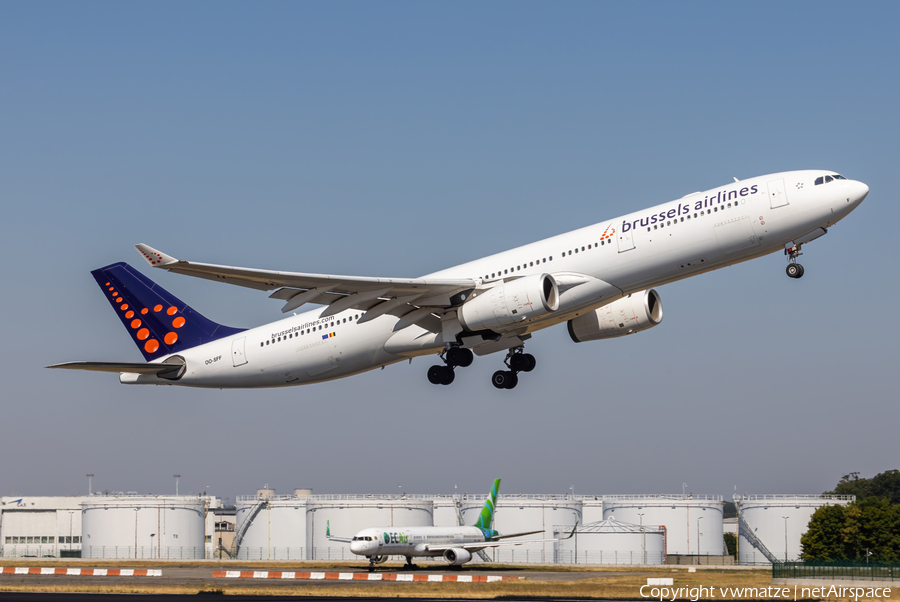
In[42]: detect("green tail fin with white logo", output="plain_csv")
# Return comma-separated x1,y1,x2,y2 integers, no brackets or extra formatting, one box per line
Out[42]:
472,478,501,530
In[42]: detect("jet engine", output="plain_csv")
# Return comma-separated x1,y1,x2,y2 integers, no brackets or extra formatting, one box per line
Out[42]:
458,274,559,332
442,548,473,566
567,289,663,342
370,555,389,564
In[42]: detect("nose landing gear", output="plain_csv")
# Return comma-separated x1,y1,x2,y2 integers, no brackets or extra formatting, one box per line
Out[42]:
785,244,805,279
492,347,536,390
426,346,474,386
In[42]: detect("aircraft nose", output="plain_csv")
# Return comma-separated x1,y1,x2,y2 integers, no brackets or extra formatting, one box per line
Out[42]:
854,181,870,203
350,541,362,554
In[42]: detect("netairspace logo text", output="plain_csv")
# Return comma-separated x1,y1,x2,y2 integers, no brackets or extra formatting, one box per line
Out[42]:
639,584,892,601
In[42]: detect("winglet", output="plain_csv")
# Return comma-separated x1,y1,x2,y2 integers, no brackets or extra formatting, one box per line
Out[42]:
134,244,178,268
561,522,579,540
327,520,331,538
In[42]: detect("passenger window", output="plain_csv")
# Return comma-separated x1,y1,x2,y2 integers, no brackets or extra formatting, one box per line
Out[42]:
504,269,508,274
581,246,585,251
260,342,264,347
529,262,533,267
575,248,578,254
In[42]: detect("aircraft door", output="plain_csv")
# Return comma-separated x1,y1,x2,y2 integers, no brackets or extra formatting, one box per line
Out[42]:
617,228,636,253
768,178,789,209
231,337,248,367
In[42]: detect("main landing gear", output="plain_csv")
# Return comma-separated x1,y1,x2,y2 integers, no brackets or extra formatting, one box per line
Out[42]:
491,347,536,390
785,244,805,279
426,346,474,386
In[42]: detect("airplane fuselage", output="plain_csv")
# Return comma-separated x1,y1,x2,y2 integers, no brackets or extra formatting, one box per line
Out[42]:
121,170,868,388
346,525,493,559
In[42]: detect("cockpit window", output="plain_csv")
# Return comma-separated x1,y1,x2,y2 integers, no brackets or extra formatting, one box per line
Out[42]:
816,174,847,185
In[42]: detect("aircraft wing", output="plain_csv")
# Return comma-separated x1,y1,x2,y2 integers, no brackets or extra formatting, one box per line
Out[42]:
46,361,183,376
134,244,475,315
427,525,577,552
327,536,354,544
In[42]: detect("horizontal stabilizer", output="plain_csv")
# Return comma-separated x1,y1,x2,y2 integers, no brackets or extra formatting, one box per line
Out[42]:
46,361,182,375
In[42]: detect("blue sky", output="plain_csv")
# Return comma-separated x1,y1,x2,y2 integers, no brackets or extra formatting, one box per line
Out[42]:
2,1,898,500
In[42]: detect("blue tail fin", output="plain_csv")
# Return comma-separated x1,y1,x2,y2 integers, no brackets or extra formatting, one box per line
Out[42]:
92,262,245,361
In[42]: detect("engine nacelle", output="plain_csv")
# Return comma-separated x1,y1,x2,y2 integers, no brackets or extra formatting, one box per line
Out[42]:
458,274,559,332
442,548,473,566
567,289,663,342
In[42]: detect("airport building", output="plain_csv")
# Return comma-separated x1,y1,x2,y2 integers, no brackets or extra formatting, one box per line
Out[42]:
0,494,220,559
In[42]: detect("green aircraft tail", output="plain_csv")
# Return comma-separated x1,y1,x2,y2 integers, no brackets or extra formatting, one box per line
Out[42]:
472,478,501,531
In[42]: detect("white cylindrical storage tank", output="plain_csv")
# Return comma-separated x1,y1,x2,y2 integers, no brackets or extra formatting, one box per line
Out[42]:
235,495,307,560
431,496,463,527
602,495,724,556
81,495,207,559
736,495,854,564
554,518,665,565
307,496,434,560
581,497,604,524
460,495,582,564
293,489,312,497
256,489,275,500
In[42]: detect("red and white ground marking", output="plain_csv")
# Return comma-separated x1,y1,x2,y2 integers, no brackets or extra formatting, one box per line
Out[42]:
0,567,161,577
212,570,521,583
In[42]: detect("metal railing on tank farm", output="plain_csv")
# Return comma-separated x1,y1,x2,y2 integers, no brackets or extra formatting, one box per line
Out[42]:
773,562,899,582
0,546,208,559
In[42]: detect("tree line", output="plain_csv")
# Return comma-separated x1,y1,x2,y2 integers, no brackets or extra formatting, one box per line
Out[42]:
801,469,900,562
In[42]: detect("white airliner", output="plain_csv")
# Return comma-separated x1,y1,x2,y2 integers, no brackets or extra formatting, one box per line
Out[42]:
326,479,573,568
49,170,868,389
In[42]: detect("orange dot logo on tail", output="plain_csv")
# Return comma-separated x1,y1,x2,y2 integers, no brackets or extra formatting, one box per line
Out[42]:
108,287,114,291
154,304,162,312
167,307,177,315
137,328,149,341
130,319,141,329
164,332,178,345
144,339,159,353
120,304,128,311
172,317,186,328
115,297,123,303
125,311,134,319
141,308,148,315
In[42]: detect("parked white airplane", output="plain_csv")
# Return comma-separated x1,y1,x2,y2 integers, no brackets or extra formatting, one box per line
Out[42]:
326,478,573,568
49,170,868,389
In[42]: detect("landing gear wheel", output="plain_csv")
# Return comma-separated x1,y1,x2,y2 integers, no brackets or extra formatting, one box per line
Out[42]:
786,263,804,279
445,347,474,368
491,370,518,389
521,353,536,372
428,365,454,385
440,368,455,385
509,354,527,372
504,371,518,389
